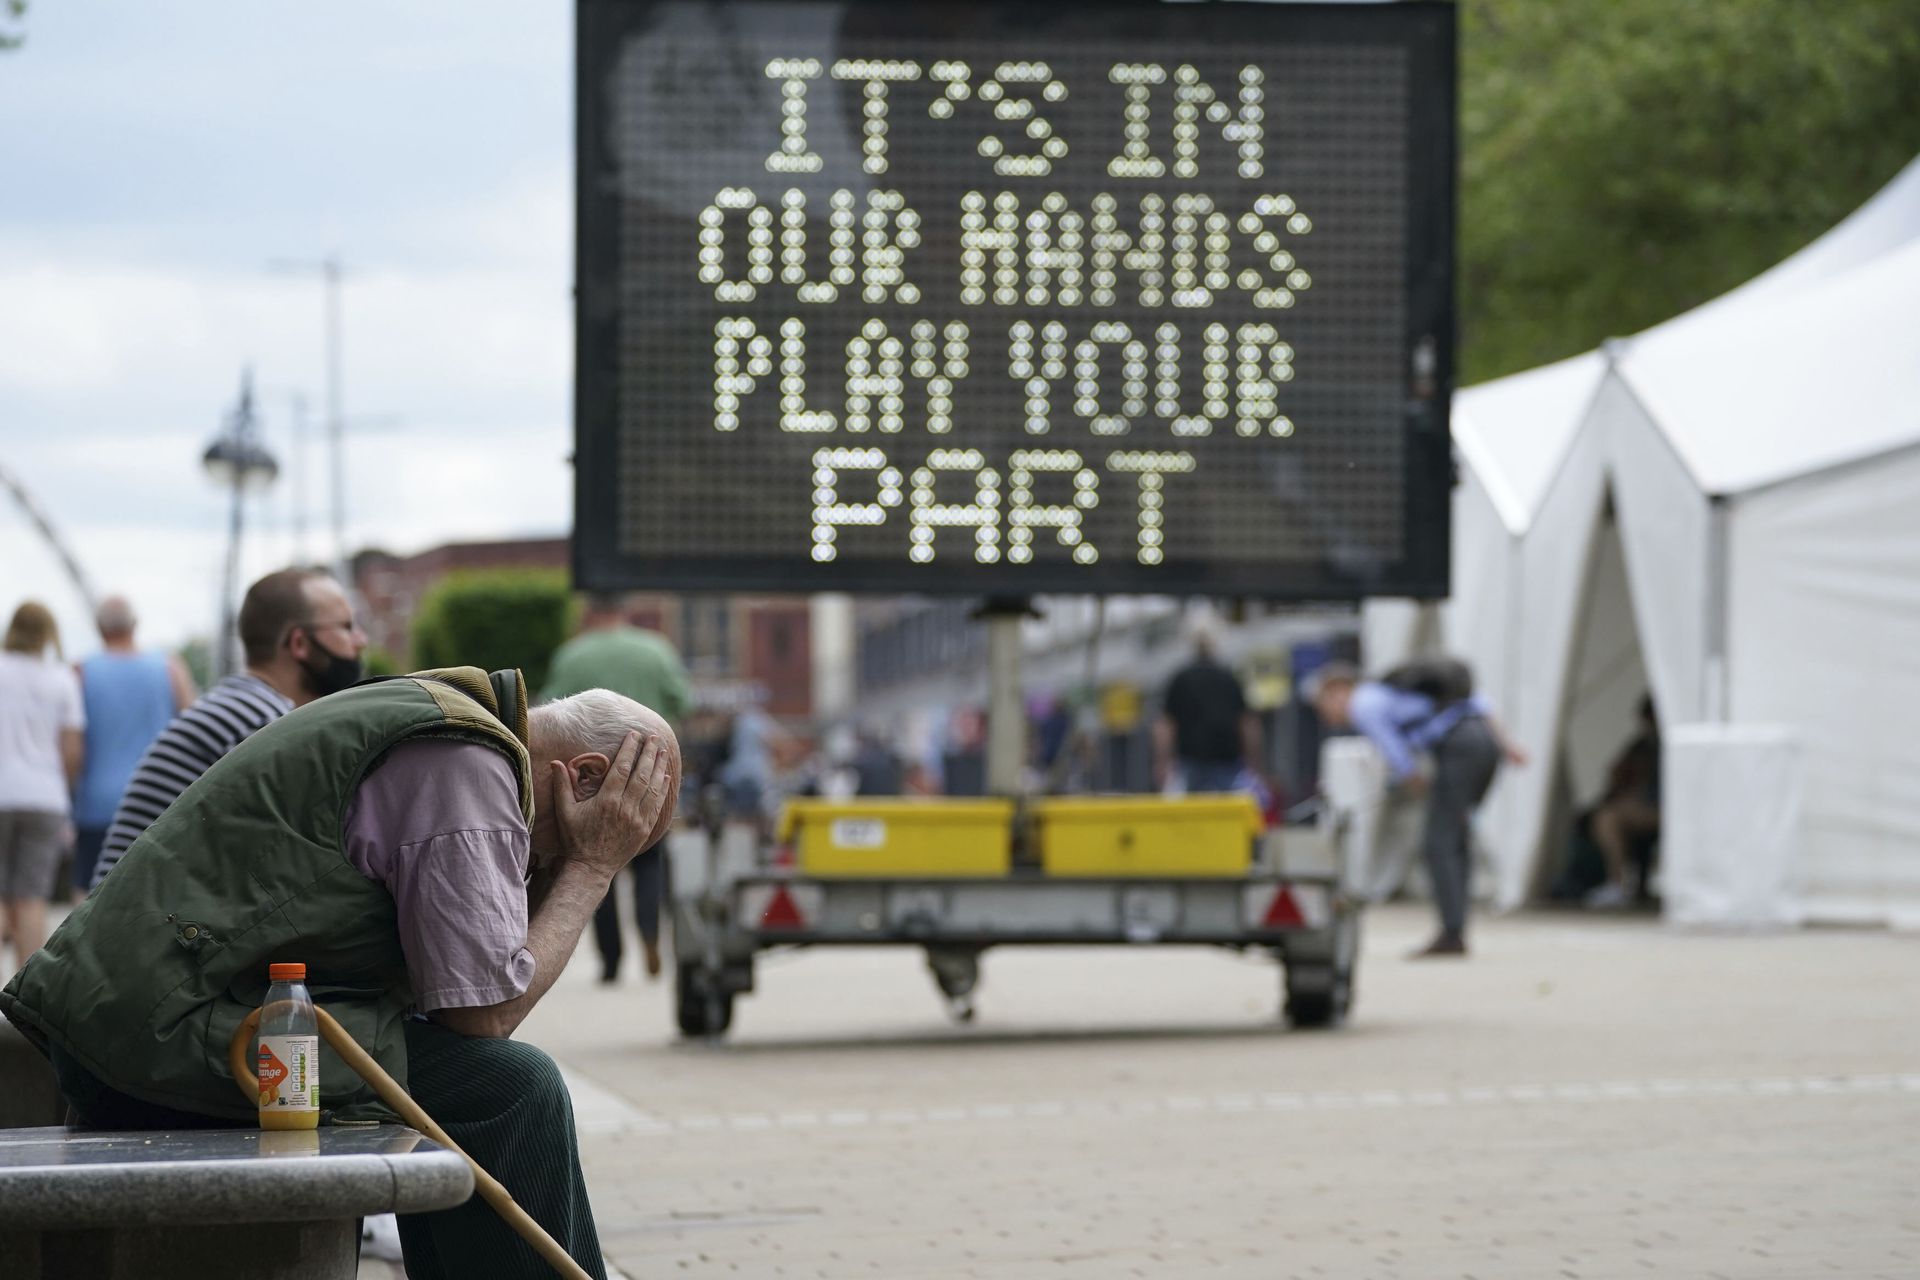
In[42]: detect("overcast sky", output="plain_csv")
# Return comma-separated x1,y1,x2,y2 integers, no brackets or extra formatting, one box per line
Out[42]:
1,2,573,653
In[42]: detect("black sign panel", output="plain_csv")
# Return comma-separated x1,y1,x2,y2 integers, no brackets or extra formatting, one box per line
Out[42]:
577,0,1454,597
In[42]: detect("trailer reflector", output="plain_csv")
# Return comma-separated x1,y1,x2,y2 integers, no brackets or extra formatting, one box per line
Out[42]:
1264,887,1307,929
763,888,805,930
739,882,825,932
1244,884,1332,931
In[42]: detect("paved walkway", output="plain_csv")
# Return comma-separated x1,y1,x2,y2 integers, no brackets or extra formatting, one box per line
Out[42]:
373,903,1919,1277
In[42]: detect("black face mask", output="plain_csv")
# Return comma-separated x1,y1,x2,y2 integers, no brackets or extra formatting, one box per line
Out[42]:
298,632,364,697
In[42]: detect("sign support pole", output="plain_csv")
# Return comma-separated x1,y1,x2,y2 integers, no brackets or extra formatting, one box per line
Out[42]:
977,596,1037,796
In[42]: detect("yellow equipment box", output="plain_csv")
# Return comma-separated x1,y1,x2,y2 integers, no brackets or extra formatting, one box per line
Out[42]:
778,798,1016,878
1034,795,1262,878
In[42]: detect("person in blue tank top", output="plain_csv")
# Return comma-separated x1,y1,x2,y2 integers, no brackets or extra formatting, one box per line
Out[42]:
71,596,194,889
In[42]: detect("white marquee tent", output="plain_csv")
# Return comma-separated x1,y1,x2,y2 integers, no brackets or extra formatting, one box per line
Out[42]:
1365,155,1920,927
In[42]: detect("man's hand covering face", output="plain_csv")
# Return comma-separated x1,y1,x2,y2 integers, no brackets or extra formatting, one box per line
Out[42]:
552,731,676,876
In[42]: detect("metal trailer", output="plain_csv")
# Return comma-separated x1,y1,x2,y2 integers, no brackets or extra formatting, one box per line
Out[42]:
665,792,1361,1039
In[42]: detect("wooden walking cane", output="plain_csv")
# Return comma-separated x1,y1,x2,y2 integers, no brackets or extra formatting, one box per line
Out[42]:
229,1007,597,1280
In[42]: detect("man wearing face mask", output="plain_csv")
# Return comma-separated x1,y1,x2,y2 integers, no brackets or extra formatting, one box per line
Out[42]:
88,567,369,890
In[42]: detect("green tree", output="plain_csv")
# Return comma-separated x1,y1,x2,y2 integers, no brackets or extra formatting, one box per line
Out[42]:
409,569,576,694
1,1,26,51
1459,0,1920,383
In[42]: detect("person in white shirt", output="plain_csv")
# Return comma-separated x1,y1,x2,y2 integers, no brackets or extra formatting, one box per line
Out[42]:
0,602,85,970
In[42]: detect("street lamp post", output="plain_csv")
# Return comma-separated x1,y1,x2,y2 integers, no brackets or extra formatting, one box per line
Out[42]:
287,390,310,564
203,370,280,678
270,256,347,582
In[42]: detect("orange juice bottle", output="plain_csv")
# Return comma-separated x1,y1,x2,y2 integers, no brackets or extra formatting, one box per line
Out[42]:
257,962,320,1130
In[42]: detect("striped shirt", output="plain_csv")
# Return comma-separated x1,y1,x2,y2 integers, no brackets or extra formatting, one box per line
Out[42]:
91,673,294,889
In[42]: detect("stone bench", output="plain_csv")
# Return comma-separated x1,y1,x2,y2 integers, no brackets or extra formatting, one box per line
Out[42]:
0,1124,472,1279
0,1018,64,1128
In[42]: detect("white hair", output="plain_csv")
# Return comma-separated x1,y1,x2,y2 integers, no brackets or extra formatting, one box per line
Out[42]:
96,596,137,637
531,688,658,759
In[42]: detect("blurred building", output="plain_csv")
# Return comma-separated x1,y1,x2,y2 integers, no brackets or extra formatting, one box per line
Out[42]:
351,537,818,717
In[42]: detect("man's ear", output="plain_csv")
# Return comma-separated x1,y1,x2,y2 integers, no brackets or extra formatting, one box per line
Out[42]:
567,752,612,802
285,625,313,662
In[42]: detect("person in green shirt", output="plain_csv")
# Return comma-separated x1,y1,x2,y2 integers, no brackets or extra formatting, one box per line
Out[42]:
542,594,691,981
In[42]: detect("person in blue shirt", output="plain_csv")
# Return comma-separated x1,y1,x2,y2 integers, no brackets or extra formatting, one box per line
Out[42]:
70,596,195,889
1311,659,1526,958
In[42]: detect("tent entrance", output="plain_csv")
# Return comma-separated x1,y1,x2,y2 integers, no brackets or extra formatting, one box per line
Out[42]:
1532,490,1656,903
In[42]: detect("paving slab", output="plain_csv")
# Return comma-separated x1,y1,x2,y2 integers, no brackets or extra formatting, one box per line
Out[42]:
460,904,1920,1279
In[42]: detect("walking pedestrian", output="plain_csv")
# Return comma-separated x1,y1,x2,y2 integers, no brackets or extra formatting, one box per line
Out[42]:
1311,659,1526,958
542,592,690,982
720,697,789,827
70,596,194,890
0,603,84,972
1155,617,1263,794
90,568,366,886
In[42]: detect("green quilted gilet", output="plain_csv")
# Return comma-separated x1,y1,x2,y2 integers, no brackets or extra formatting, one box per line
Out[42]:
0,667,533,1123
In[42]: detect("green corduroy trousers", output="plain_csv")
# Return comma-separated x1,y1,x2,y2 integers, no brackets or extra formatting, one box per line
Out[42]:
394,1019,607,1280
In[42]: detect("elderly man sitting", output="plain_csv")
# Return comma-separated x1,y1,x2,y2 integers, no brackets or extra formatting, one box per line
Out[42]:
1,667,678,1280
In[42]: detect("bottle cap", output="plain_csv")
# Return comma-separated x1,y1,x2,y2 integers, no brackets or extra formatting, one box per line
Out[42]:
268,962,306,981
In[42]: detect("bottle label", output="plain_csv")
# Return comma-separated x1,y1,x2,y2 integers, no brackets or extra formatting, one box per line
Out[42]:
257,1035,320,1112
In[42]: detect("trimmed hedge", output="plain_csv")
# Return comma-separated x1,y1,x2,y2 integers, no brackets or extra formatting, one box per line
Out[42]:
409,569,576,694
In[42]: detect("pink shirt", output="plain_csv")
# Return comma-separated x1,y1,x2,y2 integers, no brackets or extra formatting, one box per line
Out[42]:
342,739,537,1012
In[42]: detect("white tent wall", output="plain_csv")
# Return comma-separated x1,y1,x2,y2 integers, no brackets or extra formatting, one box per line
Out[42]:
1601,186,1920,928
1444,462,1520,715
1728,445,1920,928
1488,451,1650,907
1359,598,1428,674
1359,462,1510,675
1594,371,1718,725
1485,408,1610,908
1354,157,1920,921
1451,353,1607,530
1619,237,1920,499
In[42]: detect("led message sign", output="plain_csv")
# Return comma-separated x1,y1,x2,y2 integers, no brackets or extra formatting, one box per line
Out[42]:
576,0,1455,597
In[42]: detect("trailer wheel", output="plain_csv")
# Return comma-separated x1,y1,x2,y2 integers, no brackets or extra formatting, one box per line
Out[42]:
1284,913,1359,1029
675,963,734,1038
1283,966,1350,1029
